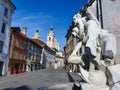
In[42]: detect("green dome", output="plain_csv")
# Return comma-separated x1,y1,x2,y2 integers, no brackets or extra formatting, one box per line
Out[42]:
33,28,40,39
54,41,59,46
50,26,53,31
48,26,54,36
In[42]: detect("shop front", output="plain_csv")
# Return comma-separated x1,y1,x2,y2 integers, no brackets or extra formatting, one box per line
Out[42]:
8,59,26,74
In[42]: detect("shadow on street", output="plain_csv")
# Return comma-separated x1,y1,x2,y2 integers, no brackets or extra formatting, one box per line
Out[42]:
3,85,32,90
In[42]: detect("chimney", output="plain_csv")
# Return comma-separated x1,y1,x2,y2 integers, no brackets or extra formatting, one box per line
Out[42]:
22,27,27,35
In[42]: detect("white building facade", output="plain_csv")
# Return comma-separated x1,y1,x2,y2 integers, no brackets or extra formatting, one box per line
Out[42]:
26,29,43,72
0,0,15,75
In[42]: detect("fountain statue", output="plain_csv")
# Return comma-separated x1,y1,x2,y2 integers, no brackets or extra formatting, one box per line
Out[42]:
68,0,119,90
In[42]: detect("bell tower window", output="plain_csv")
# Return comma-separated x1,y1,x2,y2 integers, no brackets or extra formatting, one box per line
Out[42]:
49,37,51,41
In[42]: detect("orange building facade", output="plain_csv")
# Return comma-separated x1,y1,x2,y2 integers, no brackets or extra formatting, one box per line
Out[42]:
8,27,28,74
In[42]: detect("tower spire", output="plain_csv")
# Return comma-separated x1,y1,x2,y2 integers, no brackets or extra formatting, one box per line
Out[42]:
48,25,54,36
50,25,53,31
33,28,40,39
47,26,55,49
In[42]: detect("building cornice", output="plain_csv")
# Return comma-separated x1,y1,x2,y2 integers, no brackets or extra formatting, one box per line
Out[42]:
3,0,16,10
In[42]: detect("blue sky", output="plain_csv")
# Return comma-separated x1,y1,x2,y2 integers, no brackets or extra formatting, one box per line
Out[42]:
11,0,87,50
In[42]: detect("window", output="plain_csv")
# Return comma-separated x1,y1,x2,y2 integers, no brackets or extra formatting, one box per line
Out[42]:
18,52,20,59
1,23,6,33
33,46,35,52
14,38,17,46
4,7,8,17
23,42,27,50
49,37,51,41
22,53,24,60
33,54,34,61
19,39,23,48
29,44,31,50
0,41,3,53
12,50,16,58
28,53,31,60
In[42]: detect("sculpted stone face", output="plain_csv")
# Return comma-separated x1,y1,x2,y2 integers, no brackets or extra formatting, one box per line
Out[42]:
73,13,85,40
73,13,82,24
88,71,107,85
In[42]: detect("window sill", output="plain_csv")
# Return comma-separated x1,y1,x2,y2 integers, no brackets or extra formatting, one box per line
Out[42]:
0,53,8,59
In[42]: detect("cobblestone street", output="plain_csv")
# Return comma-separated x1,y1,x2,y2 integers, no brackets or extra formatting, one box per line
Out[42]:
0,67,74,90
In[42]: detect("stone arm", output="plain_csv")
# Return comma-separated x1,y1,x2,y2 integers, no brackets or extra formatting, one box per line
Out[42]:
71,42,82,56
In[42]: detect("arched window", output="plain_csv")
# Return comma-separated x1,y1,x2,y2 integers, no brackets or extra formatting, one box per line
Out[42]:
4,7,8,17
1,23,6,33
49,37,51,41
0,41,3,53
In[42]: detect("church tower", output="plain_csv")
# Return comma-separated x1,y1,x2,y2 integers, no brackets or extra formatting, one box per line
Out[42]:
33,28,40,39
47,26,55,49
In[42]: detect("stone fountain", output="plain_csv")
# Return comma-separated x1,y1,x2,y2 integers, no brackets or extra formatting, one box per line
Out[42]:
68,1,119,90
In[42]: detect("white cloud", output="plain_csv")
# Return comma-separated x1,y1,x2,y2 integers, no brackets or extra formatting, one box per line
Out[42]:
17,16,38,21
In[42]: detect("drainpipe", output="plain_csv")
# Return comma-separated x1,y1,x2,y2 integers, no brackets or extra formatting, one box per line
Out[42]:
96,0,99,21
99,0,104,29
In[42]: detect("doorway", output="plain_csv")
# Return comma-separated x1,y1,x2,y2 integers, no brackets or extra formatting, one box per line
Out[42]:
0,61,3,76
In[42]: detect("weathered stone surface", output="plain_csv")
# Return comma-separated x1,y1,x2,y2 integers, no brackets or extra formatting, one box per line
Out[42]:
79,66,107,85
110,83,120,90
106,64,120,85
88,70,107,85
103,50,114,59
80,83,109,90
79,66,91,84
